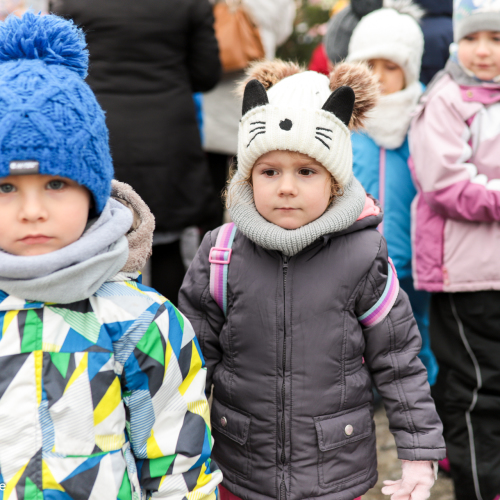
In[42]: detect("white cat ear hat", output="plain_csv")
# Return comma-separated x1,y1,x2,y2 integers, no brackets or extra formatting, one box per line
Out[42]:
236,61,379,188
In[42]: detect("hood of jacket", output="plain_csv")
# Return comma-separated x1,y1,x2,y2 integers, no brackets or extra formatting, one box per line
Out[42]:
111,179,155,273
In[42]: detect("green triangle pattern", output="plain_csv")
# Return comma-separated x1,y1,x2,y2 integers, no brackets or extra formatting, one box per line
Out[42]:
174,307,184,331
24,477,42,499
49,307,101,344
136,322,164,366
149,454,176,479
50,352,71,379
21,310,43,353
118,471,132,500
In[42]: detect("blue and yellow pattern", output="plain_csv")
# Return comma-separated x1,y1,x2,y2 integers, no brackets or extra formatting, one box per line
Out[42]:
0,279,221,499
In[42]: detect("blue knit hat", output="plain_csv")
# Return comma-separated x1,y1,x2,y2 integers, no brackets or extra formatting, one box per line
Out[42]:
454,0,500,42
0,12,113,213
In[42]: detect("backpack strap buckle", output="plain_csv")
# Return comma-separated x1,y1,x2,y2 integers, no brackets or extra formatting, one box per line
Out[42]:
209,247,233,265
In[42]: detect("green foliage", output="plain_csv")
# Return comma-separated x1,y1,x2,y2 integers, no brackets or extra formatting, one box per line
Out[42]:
277,0,337,66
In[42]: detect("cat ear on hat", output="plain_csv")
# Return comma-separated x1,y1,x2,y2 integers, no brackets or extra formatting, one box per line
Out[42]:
326,62,379,130
237,59,305,116
322,86,355,127
242,79,269,115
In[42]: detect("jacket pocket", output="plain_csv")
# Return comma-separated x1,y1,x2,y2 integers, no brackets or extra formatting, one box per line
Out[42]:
314,403,374,489
211,398,252,480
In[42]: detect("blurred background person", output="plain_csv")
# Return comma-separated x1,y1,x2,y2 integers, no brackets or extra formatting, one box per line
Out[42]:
346,0,439,387
325,0,382,66
324,0,452,83
416,0,453,84
203,0,296,229
51,0,221,305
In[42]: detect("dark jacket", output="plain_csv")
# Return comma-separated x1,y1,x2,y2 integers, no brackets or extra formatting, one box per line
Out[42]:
324,0,382,64
179,210,445,500
51,0,222,232
415,0,453,84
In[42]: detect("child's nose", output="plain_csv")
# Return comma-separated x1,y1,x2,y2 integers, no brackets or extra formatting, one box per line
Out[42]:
20,194,48,222
476,40,491,56
278,175,298,196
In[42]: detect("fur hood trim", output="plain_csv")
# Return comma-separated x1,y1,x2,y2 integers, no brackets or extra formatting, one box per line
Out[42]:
111,180,155,273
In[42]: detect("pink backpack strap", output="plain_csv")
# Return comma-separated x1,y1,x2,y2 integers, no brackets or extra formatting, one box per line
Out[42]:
209,222,237,316
358,257,399,328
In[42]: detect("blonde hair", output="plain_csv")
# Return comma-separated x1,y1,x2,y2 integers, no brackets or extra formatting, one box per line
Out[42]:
223,156,344,210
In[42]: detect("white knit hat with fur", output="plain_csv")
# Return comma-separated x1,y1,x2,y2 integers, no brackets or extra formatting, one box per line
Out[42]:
236,61,379,187
346,0,425,87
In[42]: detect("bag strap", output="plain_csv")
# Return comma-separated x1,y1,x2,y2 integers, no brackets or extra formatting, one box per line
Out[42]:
209,222,238,316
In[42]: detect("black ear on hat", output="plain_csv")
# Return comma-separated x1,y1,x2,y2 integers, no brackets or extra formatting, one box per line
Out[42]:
242,79,269,116
321,86,355,127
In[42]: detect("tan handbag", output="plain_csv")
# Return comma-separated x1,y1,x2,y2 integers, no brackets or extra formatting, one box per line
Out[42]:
213,0,265,73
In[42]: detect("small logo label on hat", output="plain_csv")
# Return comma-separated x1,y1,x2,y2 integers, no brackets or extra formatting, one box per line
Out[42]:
9,160,40,175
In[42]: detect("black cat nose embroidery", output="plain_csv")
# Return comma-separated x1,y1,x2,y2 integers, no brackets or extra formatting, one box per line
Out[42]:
280,119,293,131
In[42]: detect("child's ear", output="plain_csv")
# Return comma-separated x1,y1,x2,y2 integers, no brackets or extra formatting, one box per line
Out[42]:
322,86,355,127
242,79,269,116
328,62,379,130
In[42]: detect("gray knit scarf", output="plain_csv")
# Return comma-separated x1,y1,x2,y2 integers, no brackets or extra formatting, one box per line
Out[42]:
0,198,132,304
228,172,366,256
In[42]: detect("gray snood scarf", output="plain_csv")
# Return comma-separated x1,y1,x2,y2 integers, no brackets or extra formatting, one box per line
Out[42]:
228,172,366,256
0,198,133,304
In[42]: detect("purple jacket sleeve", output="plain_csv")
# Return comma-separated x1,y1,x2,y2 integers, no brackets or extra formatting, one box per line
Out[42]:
355,237,446,461
410,82,500,222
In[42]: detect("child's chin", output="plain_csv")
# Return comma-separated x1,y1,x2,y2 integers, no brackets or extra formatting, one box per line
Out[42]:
274,218,304,230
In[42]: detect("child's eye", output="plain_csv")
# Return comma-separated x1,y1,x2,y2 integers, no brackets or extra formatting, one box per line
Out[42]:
47,180,66,190
263,169,278,177
299,168,315,176
0,183,15,194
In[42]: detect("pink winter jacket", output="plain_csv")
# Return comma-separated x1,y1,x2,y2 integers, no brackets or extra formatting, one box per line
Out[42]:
410,72,500,292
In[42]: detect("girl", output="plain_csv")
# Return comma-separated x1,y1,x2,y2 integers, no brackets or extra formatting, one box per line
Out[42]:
179,61,445,500
410,0,500,498
346,1,439,386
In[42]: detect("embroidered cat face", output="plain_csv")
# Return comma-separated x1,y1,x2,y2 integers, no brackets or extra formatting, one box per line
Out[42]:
236,62,379,187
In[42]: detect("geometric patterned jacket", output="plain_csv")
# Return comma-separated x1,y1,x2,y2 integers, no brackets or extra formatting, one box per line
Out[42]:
0,273,222,500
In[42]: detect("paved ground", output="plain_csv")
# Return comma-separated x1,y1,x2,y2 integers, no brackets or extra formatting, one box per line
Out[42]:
362,407,454,500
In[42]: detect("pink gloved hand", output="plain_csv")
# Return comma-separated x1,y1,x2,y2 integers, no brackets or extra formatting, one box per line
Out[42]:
381,460,436,500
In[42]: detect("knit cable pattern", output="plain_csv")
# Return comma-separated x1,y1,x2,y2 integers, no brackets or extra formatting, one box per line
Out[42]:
0,13,112,213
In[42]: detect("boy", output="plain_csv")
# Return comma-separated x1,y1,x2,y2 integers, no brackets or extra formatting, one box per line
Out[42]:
0,12,221,499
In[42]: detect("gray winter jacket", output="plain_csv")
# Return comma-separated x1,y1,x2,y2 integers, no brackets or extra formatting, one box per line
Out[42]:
179,205,445,500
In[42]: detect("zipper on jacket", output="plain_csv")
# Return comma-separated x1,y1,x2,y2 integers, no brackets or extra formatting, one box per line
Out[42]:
280,256,289,500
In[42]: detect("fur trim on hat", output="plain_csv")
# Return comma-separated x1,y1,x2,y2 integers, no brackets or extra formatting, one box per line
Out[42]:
111,180,155,273
329,62,379,130
236,59,304,97
383,0,425,20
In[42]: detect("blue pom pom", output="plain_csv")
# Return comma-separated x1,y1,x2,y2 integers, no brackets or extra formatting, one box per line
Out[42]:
0,12,89,78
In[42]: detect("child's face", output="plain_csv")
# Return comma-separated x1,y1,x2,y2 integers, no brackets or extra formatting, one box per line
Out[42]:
0,174,91,256
252,151,332,230
368,58,405,95
458,31,500,81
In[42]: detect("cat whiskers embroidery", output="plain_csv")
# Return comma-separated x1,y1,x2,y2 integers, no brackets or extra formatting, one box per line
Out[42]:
315,127,332,149
247,121,266,147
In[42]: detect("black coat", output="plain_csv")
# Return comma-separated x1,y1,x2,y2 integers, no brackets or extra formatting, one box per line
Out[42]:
52,0,222,232
179,213,445,500
415,0,453,85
